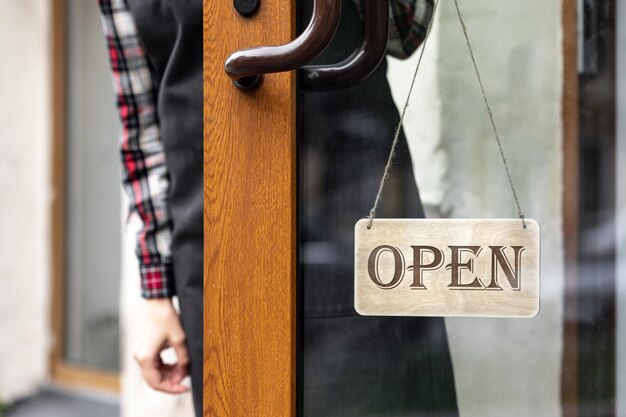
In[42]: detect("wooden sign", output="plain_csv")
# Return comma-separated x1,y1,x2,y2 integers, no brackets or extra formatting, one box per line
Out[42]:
354,219,540,318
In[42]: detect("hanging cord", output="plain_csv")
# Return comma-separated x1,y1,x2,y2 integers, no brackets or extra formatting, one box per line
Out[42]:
367,0,527,229
452,0,526,229
366,0,440,229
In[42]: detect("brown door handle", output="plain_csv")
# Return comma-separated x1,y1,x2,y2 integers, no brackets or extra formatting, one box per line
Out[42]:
302,0,389,90
224,0,341,89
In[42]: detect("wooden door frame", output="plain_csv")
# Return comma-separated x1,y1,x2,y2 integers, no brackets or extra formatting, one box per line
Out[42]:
50,0,120,394
561,0,580,415
562,1,619,416
203,0,297,416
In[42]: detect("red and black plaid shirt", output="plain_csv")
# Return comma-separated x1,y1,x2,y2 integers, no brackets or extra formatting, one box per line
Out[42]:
98,0,433,298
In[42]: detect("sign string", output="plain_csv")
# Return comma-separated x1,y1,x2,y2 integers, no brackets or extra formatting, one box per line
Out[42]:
367,0,527,230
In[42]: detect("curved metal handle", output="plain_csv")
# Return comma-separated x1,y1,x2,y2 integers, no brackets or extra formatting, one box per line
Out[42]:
225,0,341,88
302,0,389,90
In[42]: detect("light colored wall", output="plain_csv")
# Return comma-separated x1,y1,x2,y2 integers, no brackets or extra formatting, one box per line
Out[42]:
616,0,626,413
387,11,443,213
0,0,52,402
388,0,563,415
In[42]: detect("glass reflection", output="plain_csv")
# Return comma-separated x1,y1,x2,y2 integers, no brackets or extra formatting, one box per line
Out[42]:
298,0,457,415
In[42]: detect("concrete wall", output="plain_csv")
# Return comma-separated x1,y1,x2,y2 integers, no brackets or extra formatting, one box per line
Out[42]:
0,0,52,403
388,0,563,415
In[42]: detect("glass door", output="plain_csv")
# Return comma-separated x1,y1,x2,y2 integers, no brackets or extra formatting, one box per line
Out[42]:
204,0,624,415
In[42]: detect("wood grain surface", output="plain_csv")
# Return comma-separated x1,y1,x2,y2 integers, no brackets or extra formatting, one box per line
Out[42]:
355,219,540,318
203,1,296,416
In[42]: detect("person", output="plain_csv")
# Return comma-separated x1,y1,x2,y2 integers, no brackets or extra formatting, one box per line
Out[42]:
99,0,458,416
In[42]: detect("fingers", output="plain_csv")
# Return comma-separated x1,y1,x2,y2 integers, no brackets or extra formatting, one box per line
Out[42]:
134,329,189,394
134,298,191,395
171,334,190,370
167,333,191,389
135,344,189,394
141,360,189,394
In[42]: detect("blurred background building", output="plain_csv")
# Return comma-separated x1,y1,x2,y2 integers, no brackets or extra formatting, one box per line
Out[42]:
0,0,624,416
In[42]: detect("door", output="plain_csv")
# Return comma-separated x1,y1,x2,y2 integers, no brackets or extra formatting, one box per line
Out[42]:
204,0,625,416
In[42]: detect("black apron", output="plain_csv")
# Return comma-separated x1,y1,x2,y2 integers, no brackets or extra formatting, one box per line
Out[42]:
126,0,204,414
127,1,458,415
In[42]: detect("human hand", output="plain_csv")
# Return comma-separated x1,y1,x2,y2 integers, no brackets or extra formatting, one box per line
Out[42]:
133,298,190,394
